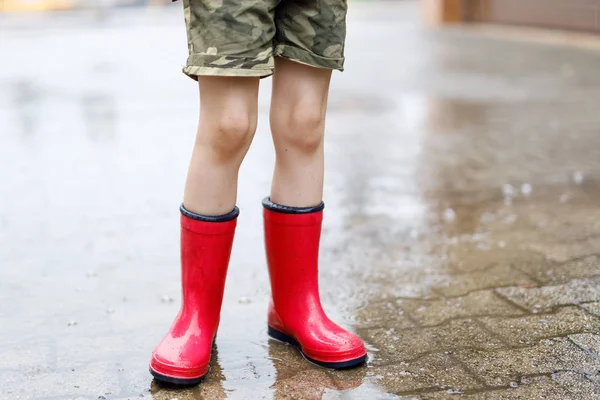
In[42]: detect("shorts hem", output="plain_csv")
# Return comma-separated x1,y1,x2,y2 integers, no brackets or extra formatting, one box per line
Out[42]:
183,66,273,80
183,53,274,79
273,43,344,71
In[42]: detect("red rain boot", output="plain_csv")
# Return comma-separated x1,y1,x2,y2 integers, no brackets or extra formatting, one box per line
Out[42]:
262,198,367,369
149,205,238,385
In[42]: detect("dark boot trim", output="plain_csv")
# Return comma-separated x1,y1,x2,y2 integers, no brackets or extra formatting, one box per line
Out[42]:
261,197,324,214
180,204,239,222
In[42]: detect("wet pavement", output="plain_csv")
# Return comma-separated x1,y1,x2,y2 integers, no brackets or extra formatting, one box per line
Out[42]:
2,1,600,399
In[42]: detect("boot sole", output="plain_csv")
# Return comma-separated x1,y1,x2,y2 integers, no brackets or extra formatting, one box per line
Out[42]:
149,367,207,386
268,326,367,369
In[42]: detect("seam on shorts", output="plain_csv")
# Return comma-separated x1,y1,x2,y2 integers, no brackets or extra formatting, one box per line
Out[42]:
273,43,345,71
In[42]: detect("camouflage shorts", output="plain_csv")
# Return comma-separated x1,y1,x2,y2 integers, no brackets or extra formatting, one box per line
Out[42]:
181,0,347,79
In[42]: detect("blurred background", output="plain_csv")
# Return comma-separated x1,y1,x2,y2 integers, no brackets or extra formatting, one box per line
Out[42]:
0,0,170,12
1,1,600,399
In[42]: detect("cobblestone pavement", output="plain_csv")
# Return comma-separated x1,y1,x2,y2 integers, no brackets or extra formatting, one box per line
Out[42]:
1,2,600,400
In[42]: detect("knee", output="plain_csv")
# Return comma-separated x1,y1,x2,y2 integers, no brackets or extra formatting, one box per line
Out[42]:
272,103,325,154
205,111,257,158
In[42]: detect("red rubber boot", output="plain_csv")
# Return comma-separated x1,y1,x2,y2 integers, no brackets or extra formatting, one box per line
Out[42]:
150,205,238,385
262,198,367,369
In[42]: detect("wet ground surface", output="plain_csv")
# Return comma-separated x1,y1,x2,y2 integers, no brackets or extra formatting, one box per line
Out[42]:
2,2,600,399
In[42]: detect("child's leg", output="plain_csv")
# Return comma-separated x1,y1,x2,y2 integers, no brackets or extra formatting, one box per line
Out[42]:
150,77,259,385
263,57,366,368
269,57,331,207
184,76,260,215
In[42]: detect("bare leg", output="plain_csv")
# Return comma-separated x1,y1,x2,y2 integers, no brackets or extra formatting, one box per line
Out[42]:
264,59,367,368
184,76,260,215
269,57,332,207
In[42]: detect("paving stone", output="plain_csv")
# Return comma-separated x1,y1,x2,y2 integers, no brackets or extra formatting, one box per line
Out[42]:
438,232,549,275
324,367,380,392
518,202,600,244
434,264,536,297
151,378,228,400
543,338,600,377
419,376,575,399
400,290,524,326
453,338,600,386
366,319,504,362
443,247,545,275
267,339,315,378
552,371,600,399
580,301,600,317
354,299,415,329
523,254,600,284
478,306,600,346
367,267,450,299
496,278,600,312
270,369,339,400
528,236,600,263
588,373,600,386
369,353,483,394
569,333,600,358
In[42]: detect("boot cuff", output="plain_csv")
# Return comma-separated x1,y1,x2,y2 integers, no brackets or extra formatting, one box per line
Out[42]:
261,197,324,214
180,204,239,222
